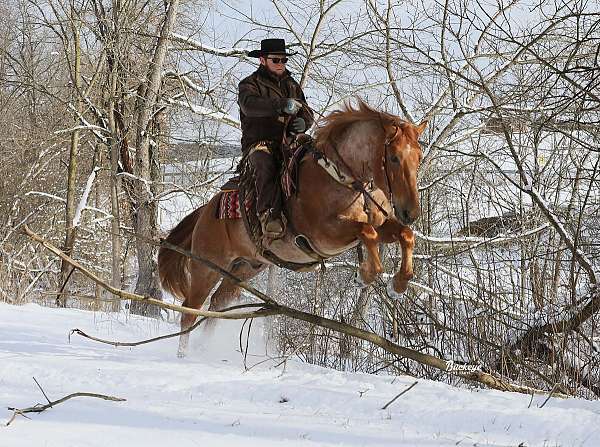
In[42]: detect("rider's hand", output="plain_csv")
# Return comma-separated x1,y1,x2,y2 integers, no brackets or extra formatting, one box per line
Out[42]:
290,117,306,133
280,98,302,115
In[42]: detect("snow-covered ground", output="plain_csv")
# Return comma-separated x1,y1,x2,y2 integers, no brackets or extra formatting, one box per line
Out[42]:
1,302,599,446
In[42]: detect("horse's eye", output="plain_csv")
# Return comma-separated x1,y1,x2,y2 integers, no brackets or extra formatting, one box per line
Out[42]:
390,155,400,164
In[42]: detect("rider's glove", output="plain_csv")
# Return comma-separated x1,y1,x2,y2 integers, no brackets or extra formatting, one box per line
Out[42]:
280,98,302,115
290,117,306,133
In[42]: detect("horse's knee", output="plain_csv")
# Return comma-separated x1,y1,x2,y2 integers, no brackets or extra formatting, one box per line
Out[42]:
399,226,415,247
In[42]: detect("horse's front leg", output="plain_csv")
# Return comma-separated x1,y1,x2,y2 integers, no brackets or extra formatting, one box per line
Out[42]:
357,224,384,285
376,219,415,294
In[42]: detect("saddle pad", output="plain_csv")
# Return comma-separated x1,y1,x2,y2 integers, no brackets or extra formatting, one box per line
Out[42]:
217,190,252,219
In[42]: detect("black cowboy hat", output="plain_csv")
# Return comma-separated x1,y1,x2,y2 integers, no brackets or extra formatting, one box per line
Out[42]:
248,38,297,58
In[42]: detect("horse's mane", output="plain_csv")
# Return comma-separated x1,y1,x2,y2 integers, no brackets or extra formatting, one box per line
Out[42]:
314,98,405,150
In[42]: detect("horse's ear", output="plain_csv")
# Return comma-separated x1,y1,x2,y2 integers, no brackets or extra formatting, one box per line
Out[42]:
416,120,428,135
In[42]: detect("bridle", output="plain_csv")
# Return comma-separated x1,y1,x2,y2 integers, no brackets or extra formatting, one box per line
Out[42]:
381,122,400,218
325,118,401,219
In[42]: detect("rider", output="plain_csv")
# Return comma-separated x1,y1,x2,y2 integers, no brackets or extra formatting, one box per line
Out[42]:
238,38,314,239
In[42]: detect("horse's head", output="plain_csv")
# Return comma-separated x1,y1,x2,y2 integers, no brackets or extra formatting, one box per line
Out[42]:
314,100,427,226
374,120,427,226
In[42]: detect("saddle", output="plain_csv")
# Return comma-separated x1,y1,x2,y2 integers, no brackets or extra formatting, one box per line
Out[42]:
216,135,325,271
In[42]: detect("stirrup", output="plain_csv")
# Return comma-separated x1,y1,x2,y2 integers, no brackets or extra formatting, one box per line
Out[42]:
260,210,285,239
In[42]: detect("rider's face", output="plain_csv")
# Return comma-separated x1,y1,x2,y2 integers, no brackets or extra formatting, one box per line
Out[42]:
261,54,287,76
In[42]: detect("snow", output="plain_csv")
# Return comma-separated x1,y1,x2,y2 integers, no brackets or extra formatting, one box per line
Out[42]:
72,167,100,228
166,98,240,128
170,32,250,58
2,302,600,446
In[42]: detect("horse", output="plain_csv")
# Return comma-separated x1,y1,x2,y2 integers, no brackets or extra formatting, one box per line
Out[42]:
158,99,426,357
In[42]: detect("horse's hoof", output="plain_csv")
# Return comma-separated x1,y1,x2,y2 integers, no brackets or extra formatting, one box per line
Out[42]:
177,350,187,359
353,271,369,289
386,280,405,300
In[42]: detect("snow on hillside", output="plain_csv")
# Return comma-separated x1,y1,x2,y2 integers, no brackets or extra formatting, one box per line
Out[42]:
1,302,599,446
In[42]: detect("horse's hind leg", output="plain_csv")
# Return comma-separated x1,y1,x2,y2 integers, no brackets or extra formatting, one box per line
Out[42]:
178,262,220,358
208,261,264,313
203,261,265,332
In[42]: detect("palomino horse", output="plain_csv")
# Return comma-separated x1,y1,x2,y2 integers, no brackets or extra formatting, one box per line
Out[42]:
159,99,426,357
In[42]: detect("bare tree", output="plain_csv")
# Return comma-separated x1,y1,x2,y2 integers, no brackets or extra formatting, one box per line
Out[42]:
2,0,599,398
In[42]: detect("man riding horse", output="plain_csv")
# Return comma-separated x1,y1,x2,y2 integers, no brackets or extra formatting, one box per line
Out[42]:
160,44,427,356
239,38,314,239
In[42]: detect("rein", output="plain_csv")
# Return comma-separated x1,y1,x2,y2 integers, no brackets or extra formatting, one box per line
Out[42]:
380,118,400,218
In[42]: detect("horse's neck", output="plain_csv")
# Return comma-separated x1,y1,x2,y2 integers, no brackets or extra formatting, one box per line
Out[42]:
325,120,380,181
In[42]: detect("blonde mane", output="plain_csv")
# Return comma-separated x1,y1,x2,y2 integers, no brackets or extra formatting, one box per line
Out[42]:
314,98,406,151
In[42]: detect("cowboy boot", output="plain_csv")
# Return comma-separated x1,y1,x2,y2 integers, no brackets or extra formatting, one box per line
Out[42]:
259,209,285,239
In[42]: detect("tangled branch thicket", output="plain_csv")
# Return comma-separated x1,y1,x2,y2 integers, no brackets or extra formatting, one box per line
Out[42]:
0,0,599,397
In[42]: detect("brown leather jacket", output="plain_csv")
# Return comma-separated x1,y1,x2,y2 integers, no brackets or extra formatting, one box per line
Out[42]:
238,65,314,154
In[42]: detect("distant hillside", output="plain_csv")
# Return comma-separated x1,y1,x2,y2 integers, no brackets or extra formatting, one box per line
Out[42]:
162,142,240,163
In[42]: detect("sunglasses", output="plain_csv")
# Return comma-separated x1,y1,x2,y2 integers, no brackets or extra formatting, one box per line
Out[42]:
267,57,288,64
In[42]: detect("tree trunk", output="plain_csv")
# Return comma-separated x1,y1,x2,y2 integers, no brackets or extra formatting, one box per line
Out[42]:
106,0,123,313
56,19,82,307
131,0,180,317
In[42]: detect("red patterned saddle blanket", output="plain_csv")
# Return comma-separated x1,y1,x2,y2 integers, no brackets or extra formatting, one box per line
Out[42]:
217,179,252,220
217,189,251,219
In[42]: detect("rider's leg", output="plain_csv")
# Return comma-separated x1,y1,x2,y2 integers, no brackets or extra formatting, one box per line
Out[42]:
249,150,278,214
248,149,284,237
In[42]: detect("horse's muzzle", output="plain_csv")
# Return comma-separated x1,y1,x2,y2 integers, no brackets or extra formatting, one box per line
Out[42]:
396,207,420,226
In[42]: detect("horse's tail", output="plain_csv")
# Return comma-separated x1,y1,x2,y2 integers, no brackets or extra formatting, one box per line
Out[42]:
158,206,204,301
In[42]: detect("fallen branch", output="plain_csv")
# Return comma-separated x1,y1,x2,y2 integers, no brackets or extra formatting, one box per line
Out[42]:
22,225,568,398
70,303,264,347
22,225,277,321
70,322,206,348
6,377,125,426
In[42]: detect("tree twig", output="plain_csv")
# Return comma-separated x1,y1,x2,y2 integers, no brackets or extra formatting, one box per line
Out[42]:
6,378,125,426
381,381,418,410
69,303,265,347
538,383,560,409
32,377,52,405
